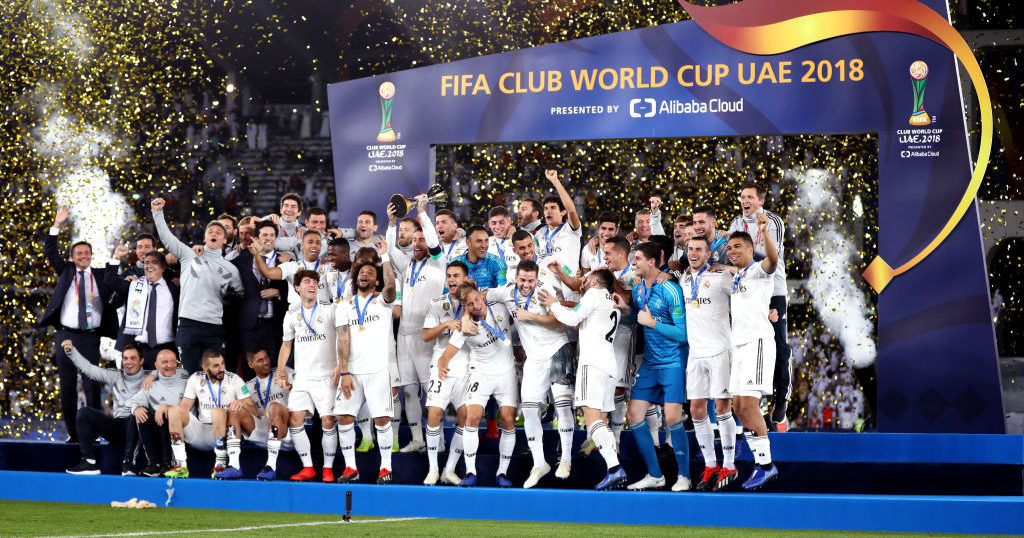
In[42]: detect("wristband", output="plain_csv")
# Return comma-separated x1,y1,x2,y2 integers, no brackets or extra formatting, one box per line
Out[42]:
340,372,351,377
381,253,390,264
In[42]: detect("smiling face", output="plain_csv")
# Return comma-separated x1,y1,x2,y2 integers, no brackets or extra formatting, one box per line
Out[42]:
280,199,300,222
155,350,178,376
247,349,272,378
467,229,489,260
302,233,321,261
692,212,716,240
446,265,468,291
204,224,226,250
257,226,277,254
464,288,486,318
515,268,538,297
740,188,763,217
727,237,754,267
72,243,92,270
306,213,327,233
597,221,618,242
356,214,377,241
121,348,143,375
513,236,536,261
411,231,428,260
687,239,710,270
517,201,539,226
435,214,457,242
135,238,154,260
143,253,165,283
631,249,657,277
601,242,626,270
356,264,378,293
488,214,510,240
328,244,351,272
296,275,319,302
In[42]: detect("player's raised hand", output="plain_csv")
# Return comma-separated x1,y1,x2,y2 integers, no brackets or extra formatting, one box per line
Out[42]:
544,169,559,183
637,306,656,328
54,205,70,227
756,211,769,231
587,236,600,254
414,193,429,211
547,260,561,273
150,197,165,212
112,244,130,259
60,339,73,352
625,231,638,243
247,242,262,258
649,196,662,213
386,202,398,224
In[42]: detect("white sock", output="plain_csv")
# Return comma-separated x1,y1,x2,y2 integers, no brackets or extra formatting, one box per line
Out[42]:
462,426,479,475
497,428,516,476
357,407,373,443
443,427,463,475
376,423,393,471
693,416,717,467
744,430,772,466
227,439,241,469
610,394,627,444
426,425,442,471
391,394,401,436
171,437,187,466
266,438,281,470
339,423,356,470
588,420,620,469
289,426,313,467
214,439,227,467
522,402,545,468
406,386,424,443
718,413,737,470
645,405,661,447
554,395,574,464
322,426,337,469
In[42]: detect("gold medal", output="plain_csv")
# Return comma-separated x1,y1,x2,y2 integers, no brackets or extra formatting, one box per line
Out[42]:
691,300,699,307
359,325,365,331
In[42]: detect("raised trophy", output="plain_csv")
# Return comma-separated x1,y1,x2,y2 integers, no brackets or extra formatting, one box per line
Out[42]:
389,183,448,218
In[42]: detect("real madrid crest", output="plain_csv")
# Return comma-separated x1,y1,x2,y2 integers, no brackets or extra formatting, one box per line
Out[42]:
496,314,503,322
442,302,450,311
703,280,711,288
317,315,323,323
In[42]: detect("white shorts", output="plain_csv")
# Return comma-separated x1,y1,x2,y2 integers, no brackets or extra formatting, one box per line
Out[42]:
183,419,215,451
388,352,402,389
334,370,394,418
687,349,732,400
574,364,616,413
463,369,519,409
520,357,552,403
729,338,776,398
288,377,336,416
243,412,294,450
425,366,469,411
398,333,432,385
613,326,635,388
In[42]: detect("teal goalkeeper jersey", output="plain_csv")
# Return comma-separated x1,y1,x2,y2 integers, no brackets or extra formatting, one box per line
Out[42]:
632,278,688,368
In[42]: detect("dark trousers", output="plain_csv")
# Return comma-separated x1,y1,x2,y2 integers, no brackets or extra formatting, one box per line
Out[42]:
137,411,173,466
56,329,103,440
77,407,136,462
176,318,225,373
239,317,283,376
138,342,176,370
769,295,792,423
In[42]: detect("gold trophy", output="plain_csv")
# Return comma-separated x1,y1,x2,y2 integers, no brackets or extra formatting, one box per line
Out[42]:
389,183,448,218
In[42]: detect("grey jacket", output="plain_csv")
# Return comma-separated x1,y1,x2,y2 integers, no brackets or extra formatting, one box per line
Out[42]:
67,347,147,418
125,367,190,411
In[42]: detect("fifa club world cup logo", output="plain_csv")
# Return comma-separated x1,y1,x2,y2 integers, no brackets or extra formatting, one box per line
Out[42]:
377,81,397,142
908,60,931,126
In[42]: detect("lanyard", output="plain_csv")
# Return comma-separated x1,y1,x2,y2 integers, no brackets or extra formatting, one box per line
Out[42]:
335,272,348,301
479,305,507,344
544,223,565,255
257,251,276,282
354,293,376,329
732,261,758,294
709,232,727,252
513,286,534,310
408,258,426,287
743,220,762,247
448,294,463,320
597,247,602,265
255,371,274,409
617,265,630,280
690,262,709,304
73,271,96,303
444,241,458,259
637,280,653,310
302,258,320,272
300,302,318,335
206,377,223,408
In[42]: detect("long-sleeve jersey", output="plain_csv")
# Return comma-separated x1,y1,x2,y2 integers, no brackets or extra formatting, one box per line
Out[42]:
632,278,688,369
727,211,786,297
126,367,191,412
67,347,147,418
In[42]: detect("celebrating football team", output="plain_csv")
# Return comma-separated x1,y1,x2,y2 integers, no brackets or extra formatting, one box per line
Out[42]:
46,170,787,492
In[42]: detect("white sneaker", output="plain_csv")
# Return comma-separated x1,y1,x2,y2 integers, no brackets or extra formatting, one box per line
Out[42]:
627,474,666,491
400,440,426,453
522,462,551,489
554,460,571,479
423,469,439,485
671,475,691,492
441,471,461,485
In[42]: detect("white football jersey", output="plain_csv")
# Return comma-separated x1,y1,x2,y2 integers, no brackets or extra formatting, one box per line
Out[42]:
487,283,568,361
184,371,250,424
246,367,294,415
439,238,468,266
319,268,352,304
488,236,520,269
681,268,732,358
536,222,582,275
337,293,395,374
283,301,339,380
551,287,618,374
279,259,329,307
580,242,603,271
725,261,775,346
423,294,470,377
395,257,445,336
448,302,515,376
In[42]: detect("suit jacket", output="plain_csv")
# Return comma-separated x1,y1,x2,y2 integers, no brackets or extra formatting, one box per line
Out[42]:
38,232,118,338
104,267,180,350
231,249,288,331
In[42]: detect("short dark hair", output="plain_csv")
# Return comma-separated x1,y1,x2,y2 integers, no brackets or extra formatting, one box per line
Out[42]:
596,211,619,226
358,210,378,225
465,225,489,239
435,209,457,223
399,217,422,232
675,214,693,225
206,220,227,234
307,207,327,218
650,235,674,265
353,246,380,266
217,213,238,227
144,251,167,269
634,242,662,263
607,235,630,255
70,241,92,254
349,261,381,295
729,231,754,248
487,206,510,219
121,343,141,359
740,182,765,200
520,199,541,216
328,237,350,250
588,268,614,292
541,194,565,213
692,206,716,220
255,219,278,237
511,229,534,244
688,235,711,249
245,346,268,362
134,233,156,246
201,349,222,364
302,229,321,240
293,269,321,290
280,193,304,211
516,259,539,275
446,260,469,276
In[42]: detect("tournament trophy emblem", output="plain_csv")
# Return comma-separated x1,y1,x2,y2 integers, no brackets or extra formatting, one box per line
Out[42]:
389,183,448,218
377,81,397,142
908,61,931,126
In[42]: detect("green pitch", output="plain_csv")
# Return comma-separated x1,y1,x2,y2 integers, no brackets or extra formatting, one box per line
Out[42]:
0,500,989,537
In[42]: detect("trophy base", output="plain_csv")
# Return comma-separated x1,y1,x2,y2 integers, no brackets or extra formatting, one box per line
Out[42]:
377,129,397,142
909,111,931,126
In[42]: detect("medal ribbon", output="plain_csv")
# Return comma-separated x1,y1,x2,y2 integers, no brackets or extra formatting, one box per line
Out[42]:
354,293,376,328
301,302,319,335
408,258,426,288
732,261,758,293
479,304,506,343
690,262,709,304
544,223,565,255
513,286,534,310
255,370,274,410
206,377,223,409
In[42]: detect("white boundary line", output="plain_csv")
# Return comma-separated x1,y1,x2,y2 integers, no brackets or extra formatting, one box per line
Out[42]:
54,517,433,537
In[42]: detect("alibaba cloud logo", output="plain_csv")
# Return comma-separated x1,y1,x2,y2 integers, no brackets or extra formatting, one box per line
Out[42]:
629,98,656,118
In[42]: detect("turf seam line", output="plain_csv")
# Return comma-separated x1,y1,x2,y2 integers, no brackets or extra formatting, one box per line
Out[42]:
53,517,434,537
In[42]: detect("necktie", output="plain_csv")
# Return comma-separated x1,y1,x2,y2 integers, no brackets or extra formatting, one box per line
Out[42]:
147,282,159,346
257,255,271,317
77,271,88,330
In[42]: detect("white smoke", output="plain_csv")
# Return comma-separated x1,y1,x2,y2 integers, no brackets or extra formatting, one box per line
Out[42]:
792,168,877,367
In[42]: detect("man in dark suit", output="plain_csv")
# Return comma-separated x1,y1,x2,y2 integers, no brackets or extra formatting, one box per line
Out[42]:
105,246,179,369
39,206,119,442
231,219,288,377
